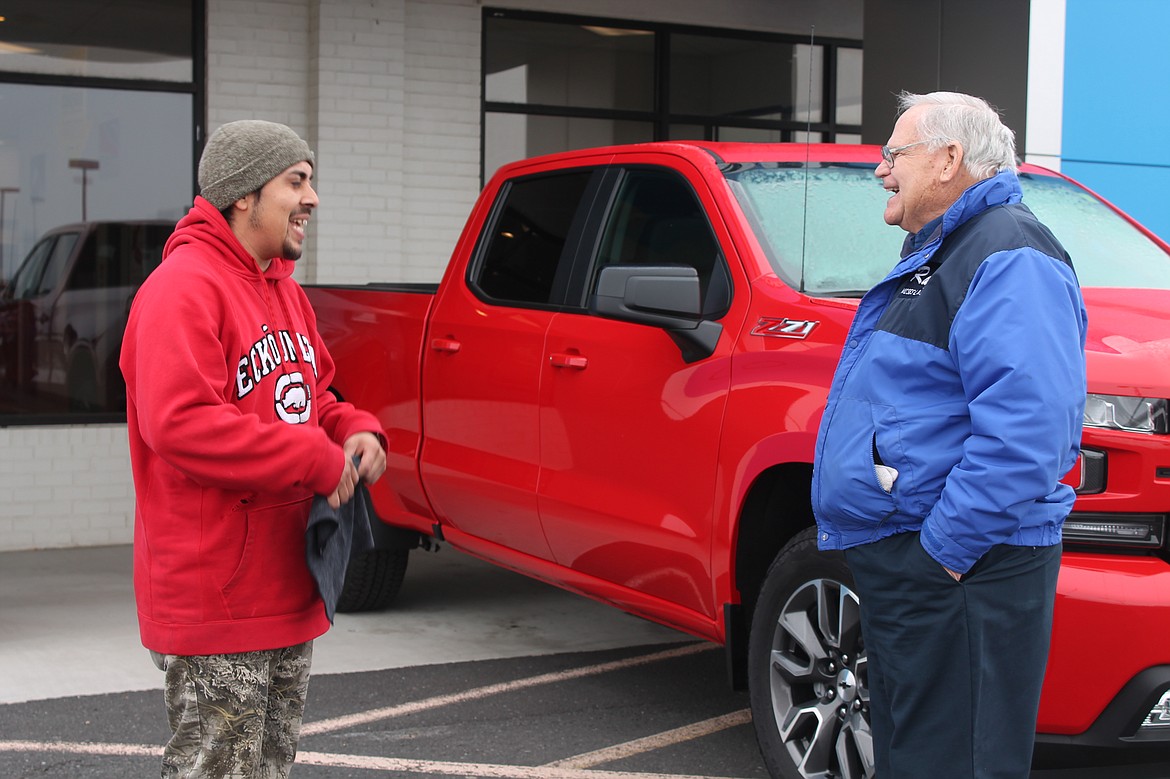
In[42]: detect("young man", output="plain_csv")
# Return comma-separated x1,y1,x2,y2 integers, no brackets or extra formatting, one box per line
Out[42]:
812,93,1087,777
121,120,387,778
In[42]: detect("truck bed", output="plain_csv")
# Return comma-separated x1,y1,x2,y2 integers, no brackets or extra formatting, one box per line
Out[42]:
305,283,438,534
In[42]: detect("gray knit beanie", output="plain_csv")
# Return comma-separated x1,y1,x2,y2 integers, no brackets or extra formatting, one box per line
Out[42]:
198,120,314,210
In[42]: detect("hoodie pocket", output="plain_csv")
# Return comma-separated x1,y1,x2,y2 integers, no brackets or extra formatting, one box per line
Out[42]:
817,397,901,526
220,496,317,620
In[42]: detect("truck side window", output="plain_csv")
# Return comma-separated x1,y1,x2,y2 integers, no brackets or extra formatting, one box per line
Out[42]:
30,234,80,298
594,169,730,317
66,224,167,291
473,170,593,306
8,238,55,300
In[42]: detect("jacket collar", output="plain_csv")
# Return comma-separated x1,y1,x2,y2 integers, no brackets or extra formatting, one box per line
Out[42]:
162,196,296,282
900,170,1023,259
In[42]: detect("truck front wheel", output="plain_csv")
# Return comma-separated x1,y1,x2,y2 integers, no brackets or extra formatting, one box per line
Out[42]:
747,527,875,779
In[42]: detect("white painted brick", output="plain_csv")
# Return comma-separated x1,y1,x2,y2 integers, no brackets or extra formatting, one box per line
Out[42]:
88,512,131,530
6,530,36,549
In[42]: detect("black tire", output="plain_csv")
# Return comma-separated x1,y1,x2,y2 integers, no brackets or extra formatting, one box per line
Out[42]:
748,527,874,779
336,548,410,613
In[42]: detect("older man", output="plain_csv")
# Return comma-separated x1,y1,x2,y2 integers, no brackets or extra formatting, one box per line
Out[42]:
811,92,1087,777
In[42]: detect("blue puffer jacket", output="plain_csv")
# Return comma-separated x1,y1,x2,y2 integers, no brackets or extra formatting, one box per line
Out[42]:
811,170,1088,574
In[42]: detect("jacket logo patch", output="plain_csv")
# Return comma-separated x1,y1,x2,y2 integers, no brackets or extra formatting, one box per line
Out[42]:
752,317,819,339
901,265,934,297
275,372,312,424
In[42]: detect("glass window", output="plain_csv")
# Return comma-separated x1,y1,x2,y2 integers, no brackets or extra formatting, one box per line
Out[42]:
670,35,821,124
836,47,864,125
0,0,193,81
472,170,594,306
1019,173,1170,290
724,162,1170,298
725,163,905,296
8,233,61,299
0,220,175,416
67,222,170,291
482,11,862,181
485,16,654,111
38,232,79,296
594,168,729,316
0,80,195,422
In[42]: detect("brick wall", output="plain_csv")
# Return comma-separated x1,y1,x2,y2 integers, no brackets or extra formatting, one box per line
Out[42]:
0,426,133,549
204,0,481,285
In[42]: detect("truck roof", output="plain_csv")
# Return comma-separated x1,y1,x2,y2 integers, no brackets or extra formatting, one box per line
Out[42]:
494,140,1064,178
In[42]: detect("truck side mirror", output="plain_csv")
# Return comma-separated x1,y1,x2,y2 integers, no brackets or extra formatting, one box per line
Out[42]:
590,264,723,363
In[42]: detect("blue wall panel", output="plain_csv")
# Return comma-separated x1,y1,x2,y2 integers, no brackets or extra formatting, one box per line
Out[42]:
1063,0,1170,240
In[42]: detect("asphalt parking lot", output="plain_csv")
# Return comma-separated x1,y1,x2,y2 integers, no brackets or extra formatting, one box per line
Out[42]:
1,545,1168,778
0,642,767,779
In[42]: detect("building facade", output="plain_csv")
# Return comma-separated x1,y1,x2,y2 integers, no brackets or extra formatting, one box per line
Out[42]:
0,0,1155,549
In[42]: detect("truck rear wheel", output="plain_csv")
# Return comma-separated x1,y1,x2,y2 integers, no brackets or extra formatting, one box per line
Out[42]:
337,548,410,612
748,527,874,779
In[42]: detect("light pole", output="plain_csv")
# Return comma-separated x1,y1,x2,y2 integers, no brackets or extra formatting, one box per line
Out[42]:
68,158,99,222
0,186,18,279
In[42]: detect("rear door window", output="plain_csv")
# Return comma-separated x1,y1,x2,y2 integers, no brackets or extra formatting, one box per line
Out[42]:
471,170,595,306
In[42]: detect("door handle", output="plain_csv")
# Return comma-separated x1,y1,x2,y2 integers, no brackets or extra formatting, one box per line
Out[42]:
430,337,462,353
549,352,588,370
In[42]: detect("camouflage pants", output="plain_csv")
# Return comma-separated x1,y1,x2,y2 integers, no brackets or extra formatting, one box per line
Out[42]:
159,641,313,779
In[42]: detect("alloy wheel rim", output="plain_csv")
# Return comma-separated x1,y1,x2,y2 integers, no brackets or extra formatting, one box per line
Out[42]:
768,578,874,779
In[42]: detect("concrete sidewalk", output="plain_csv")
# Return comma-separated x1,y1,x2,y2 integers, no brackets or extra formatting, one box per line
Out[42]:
0,543,689,705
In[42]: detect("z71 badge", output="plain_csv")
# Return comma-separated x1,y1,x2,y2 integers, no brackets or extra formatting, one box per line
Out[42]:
751,317,819,339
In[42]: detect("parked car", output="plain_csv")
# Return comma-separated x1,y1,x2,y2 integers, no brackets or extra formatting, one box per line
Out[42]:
0,220,171,415
303,142,1170,779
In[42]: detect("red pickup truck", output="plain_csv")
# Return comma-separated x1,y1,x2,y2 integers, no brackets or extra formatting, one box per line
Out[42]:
305,142,1170,779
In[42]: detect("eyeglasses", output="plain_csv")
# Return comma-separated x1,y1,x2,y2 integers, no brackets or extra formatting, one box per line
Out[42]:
880,140,931,168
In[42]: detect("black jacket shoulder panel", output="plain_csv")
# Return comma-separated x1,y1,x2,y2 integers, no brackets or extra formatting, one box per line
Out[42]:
875,203,1072,350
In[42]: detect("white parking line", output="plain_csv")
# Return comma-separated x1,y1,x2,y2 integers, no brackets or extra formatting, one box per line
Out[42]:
298,749,751,778
544,709,754,769
301,642,715,736
0,741,748,779
0,741,160,757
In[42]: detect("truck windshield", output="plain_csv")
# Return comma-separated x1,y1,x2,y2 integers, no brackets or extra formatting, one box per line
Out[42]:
725,162,1170,297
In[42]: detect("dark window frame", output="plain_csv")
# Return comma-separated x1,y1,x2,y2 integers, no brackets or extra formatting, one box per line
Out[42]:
481,7,862,184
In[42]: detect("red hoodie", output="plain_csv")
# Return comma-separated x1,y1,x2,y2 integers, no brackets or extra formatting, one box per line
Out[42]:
121,197,382,655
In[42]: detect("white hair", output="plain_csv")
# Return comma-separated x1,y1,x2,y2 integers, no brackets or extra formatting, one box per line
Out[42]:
897,91,1018,178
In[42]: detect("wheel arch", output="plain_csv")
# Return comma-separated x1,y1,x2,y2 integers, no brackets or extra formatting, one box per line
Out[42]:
725,461,816,689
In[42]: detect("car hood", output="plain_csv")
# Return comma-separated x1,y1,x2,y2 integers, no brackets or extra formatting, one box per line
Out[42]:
1083,287,1170,397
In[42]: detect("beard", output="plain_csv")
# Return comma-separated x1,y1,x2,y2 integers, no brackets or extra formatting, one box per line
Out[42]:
246,203,306,261
282,237,302,261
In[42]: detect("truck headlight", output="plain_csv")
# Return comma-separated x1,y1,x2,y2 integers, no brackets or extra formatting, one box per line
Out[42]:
1083,395,1169,434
